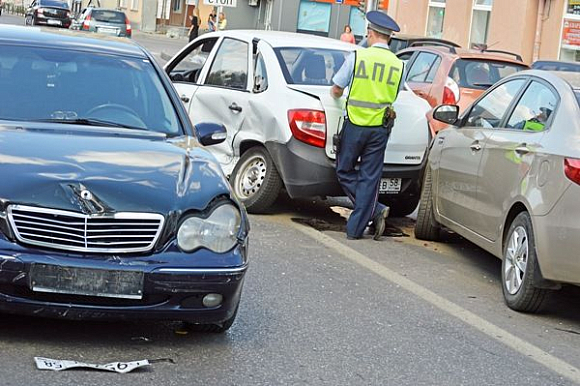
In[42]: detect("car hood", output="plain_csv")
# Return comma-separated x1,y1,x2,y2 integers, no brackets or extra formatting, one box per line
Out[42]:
0,124,232,215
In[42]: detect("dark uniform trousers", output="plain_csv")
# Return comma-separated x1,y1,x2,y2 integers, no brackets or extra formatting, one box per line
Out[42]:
336,119,389,238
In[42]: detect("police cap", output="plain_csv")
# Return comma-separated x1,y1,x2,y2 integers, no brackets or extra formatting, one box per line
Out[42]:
366,10,400,36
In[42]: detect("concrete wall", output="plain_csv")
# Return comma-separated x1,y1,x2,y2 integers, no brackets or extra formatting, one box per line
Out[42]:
539,0,567,60
390,0,428,35
442,0,472,48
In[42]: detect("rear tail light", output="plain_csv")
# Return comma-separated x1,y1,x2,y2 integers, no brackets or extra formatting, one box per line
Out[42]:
442,76,460,105
288,109,326,148
126,16,132,36
565,158,580,185
66,11,72,18
82,14,91,30
37,8,44,15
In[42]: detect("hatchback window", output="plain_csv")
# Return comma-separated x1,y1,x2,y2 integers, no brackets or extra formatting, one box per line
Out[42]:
506,82,557,131
406,52,440,83
92,10,126,23
465,79,526,128
451,59,526,89
389,38,408,53
40,0,68,7
275,47,348,86
0,46,180,134
206,38,249,90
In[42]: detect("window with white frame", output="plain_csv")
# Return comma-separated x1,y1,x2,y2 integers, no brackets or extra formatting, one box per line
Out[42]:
119,0,127,8
426,0,445,38
560,0,580,62
172,0,182,13
469,0,493,48
131,0,138,10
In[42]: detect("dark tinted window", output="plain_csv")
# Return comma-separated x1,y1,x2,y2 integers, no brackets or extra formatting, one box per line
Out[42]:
0,46,180,134
92,10,126,23
406,52,439,83
389,38,408,53
465,79,526,128
506,81,557,131
450,59,526,89
532,61,580,72
206,38,248,90
275,47,348,86
40,0,69,8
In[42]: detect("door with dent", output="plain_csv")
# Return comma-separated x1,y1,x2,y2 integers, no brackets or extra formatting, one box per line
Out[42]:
436,79,526,232
475,80,555,241
189,37,252,176
166,37,219,113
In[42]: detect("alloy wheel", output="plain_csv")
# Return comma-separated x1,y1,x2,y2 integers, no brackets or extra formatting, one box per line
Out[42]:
504,225,529,295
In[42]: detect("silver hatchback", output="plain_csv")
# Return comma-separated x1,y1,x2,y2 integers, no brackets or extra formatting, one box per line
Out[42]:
416,70,580,313
71,7,131,38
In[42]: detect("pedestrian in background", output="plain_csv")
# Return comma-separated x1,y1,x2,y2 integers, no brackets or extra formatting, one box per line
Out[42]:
207,13,216,32
330,11,404,241
340,25,355,44
188,5,199,42
218,11,227,30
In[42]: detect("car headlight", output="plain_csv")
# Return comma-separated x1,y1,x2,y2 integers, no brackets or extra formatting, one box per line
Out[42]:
177,204,241,253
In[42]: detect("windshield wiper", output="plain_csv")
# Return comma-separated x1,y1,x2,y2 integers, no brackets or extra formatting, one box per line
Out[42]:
34,118,148,131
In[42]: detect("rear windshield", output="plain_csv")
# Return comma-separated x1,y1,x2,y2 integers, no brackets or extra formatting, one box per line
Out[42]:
275,47,348,86
0,46,180,134
450,59,526,90
40,0,69,8
92,10,126,23
533,61,580,72
389,38,408,53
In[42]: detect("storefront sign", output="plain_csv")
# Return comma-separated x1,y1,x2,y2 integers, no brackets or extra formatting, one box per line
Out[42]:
562,19,580,49
203,0,237,7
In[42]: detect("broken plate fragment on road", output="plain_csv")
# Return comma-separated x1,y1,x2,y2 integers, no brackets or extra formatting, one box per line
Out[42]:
34,357,150,373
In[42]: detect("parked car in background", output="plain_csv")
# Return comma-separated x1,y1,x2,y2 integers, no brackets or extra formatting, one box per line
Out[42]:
532,60,580,73
25,0,72,28
415,70,580,313
0,25,249,332
165,30,432,216
70,7,131,38
358,33,460,52
397,46,529,134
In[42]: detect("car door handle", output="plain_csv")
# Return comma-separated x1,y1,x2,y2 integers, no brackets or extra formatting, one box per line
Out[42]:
470,143,482,151
515,145,530,155
180,94,190,103
228,103,242,113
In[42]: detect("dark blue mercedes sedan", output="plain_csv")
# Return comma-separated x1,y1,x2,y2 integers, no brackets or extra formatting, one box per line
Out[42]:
0,26,248,332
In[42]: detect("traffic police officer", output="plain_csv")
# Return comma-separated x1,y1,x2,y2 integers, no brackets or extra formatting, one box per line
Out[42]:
331,11,404,240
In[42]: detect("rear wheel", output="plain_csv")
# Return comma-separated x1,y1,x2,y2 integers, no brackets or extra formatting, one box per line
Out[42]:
501,212,549,313
230,146,282,213
414,165,440,241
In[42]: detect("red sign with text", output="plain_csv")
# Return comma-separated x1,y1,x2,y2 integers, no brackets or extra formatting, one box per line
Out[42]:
563,19,580,47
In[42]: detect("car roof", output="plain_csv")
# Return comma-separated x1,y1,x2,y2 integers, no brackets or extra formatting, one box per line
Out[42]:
206,30,357,51
0,24,146,58
550,71,580,89
391,33,460,47
400,45,527,66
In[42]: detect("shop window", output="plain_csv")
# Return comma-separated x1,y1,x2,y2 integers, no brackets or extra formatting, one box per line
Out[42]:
349,6,366,41
297,1,331,37
560,1,580,62
469,0,493,48
426,0,445,38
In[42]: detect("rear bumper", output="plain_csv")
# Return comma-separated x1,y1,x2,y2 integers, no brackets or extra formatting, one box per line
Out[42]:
266,138,426,199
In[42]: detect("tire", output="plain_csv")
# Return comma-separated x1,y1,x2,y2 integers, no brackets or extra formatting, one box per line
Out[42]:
184,306,238,333
501,212,549,313
414,165,440,241
230,146,282,214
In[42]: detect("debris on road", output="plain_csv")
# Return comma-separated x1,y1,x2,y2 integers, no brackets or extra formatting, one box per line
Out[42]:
34,357,150,373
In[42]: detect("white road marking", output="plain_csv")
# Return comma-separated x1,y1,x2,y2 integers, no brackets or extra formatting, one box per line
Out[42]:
288,219,580,384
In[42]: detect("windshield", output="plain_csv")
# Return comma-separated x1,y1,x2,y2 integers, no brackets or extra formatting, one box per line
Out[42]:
450,59,527,90
275,47,348,86
0,46,181,134
92,10,126,23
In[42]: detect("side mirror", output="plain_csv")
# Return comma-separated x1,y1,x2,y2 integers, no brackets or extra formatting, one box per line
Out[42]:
195,122,227,146
433,105,459,125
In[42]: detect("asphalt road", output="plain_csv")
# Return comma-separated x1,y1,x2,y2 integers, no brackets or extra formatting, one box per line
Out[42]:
1,14,580,385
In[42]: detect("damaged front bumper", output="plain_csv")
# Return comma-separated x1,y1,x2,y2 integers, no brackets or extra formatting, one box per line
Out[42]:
0,239,247,323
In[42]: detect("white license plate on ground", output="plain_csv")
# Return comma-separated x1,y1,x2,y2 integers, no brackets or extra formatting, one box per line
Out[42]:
47,19,61,26
379,178,401,193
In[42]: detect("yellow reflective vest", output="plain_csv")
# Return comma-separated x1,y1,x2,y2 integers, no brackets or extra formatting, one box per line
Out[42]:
347,46,404,127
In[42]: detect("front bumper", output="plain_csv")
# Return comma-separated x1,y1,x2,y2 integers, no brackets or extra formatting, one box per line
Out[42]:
266,138,426,200
0,238,247,323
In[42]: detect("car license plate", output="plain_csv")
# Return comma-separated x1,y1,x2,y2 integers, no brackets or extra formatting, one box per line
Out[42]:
47,19,61,26
379,178,401,194
30,264,144,299
98,27,117,35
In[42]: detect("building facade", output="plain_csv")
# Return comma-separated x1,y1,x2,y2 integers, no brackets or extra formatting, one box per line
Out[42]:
390,0,580,64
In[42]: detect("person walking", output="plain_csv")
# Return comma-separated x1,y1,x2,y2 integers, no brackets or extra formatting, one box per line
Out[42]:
187,6,200,42
340,25,356,44
207,13,217,32
330,11,404,241
218,11,227,30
